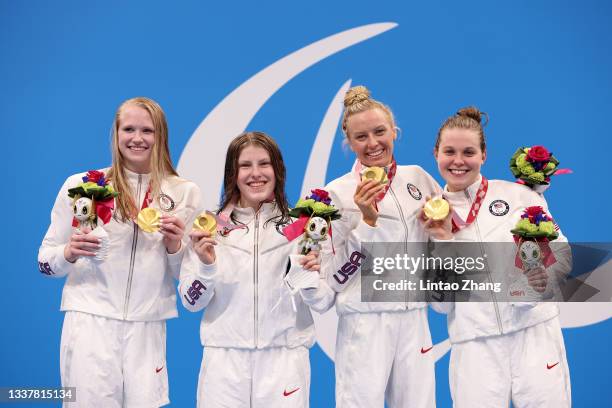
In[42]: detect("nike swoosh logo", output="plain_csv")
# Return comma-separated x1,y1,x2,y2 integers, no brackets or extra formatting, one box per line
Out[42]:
156,366,164,373
421,346,434,354
283,388,300,397
547,362,559,370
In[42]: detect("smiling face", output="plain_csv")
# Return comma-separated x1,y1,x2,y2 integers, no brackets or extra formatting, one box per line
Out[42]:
117,104,155,173
435,127,486,192
236,144,276,210
345,108,396,167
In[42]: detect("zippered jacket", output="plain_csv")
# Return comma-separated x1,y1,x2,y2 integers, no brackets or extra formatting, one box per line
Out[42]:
38,169,201,321
432,176,572,343
323,164,443,315
178,202,335,349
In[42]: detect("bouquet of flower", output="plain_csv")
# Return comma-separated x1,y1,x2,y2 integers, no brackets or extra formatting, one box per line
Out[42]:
509,145,561,188
68,170,118,230
289,189,341,221
68,170,117,201
285,189,341,254
510,206,558,241
282,189,342,292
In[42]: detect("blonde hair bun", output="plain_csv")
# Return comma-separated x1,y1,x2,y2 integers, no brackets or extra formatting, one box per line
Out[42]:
344,85,371,107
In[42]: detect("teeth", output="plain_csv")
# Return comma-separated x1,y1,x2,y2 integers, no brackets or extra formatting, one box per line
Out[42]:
249,182,265,187
129,146,146,151
450,169,468,175
367,150,383,157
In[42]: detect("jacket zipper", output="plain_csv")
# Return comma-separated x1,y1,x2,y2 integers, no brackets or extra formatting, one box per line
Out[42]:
464,188,503,335
253,211,260,348
123,174,142,320
389,186,410,307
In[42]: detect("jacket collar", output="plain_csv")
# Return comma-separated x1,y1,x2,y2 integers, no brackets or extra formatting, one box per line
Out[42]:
231,201,278,223
443,175,483,217
123,167,151,186
444,174,483,201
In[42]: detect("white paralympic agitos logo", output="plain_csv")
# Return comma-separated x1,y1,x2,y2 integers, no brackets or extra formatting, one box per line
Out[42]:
177,23,611,361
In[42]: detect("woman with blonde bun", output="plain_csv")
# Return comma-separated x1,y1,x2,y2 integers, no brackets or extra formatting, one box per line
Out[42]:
323,85,442,407
425,106,571,407
38,97,201,407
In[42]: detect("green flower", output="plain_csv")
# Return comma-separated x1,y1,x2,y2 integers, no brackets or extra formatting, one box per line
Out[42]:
538,221,555,235
543,162,557,175
519,163,535,175
527,173,545,183
296,198,314,208
515,153,528,168
516,218,538,233
311,202,329,213
81,181,99,192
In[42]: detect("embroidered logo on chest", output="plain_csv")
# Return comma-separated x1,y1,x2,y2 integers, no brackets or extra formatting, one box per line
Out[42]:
406,183,422,200
488,199,509,216
158,193,175,212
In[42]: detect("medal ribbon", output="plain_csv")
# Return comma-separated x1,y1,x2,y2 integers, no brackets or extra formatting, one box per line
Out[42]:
447,176,489,233
141,185,153,210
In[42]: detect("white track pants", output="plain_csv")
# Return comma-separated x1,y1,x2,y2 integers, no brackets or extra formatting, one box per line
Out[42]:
197,346,310,408
450,317,571,408
60,311,169,408
335,308,436,408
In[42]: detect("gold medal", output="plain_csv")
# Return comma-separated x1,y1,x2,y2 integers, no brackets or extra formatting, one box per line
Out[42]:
137,208,161,233
193,212,217,236
424,197,450,221
361,166,388,184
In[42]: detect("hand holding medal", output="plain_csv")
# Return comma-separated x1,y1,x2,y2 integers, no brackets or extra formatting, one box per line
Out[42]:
193,212,217,236
190,211,218,265
361,166,389,185
137,208,161,233
419,196,453,240
353,160,396,227
423,197,450,220
136,190,186,254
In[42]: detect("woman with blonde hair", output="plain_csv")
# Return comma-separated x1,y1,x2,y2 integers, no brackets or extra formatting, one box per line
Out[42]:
323,86,442,407
38,97,201,407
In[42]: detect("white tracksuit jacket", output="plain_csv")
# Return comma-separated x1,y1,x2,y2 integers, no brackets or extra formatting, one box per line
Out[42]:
431,175,572,343
324,164,443,314
178,202,335,348
38,169,201,321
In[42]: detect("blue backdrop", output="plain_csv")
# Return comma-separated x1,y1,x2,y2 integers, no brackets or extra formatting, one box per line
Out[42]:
2,1,611,406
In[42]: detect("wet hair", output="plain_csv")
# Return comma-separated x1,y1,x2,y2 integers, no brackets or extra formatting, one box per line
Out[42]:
435,106,488,153
107,97,178,221
219,131,290,227
341,85,396,136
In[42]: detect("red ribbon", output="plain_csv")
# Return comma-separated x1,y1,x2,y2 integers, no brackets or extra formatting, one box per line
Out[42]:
96,197,115,224
448,176,489,233
283,215,310,241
